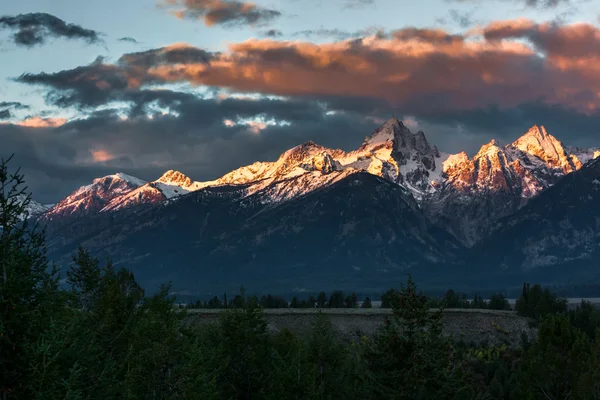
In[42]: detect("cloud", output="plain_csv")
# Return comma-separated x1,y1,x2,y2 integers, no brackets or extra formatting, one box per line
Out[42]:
262,29,282,38
391,28,465,43
0,101,30,120
341,0,375,9
445,0,572,8
162,0,281,27
0,101,30,110
118,36,139,44
15,116,67,128
16,20,600,118
293,27,386,41
0,12,101,47
448,9,476,28
482,19,600,59
90,149,115,162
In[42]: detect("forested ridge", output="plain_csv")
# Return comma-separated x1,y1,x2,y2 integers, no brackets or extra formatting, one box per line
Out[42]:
3,157,600,399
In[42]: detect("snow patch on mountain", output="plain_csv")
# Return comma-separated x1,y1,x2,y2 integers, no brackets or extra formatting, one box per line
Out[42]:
12,195,49,221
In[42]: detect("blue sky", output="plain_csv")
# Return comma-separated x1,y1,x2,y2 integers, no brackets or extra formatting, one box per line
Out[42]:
1,0,599,202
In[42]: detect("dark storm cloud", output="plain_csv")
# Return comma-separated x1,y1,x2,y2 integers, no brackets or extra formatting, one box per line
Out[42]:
0,109,11,120
15,44,214,109
0,12,101,47
163,0,281,27
414,102,600,147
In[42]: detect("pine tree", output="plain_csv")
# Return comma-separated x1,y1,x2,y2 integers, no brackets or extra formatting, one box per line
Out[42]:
0,156,62,399
317,291,327,308
364,274,471,399
362,297,372,308
67,246,101,311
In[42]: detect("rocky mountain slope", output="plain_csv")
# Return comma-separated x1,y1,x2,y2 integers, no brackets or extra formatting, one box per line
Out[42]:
468,157,600,286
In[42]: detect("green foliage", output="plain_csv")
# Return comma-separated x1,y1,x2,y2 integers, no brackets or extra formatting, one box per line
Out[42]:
518,314,592,399
380,288,396,308
568,300,600,340
516,283,568,319
488,293,511,311
0,156,63,398
364,274,472,399
260,294,289,309
328,290,345,308
361,296,372,308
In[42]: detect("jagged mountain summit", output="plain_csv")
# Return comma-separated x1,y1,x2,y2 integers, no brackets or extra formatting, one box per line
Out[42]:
424,125,596,245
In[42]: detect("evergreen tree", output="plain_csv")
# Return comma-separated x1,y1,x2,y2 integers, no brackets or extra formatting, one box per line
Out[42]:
362,297,372,308
317,291,327,308
67,246,102,311
380,288,396,308
488,293,511,310
519,314,591,399
0,156,62,399
328,291,345,308
364,274,471,399
290,296,299,308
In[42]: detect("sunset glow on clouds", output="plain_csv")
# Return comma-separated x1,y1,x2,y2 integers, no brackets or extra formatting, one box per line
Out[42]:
18,19,600,118
90,149,115,162
16,116,67,128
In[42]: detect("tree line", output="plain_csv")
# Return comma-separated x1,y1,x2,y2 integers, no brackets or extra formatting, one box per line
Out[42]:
3,156,600,399
185,286,514,310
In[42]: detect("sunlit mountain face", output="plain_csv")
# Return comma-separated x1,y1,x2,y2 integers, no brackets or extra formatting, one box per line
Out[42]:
2,0,600,292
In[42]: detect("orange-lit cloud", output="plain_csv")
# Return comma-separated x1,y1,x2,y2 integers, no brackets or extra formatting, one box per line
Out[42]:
161,0,281,27
245,120,266,134
90,149,115,162
16,19,600,118
16,116,67,127
137,19,600,115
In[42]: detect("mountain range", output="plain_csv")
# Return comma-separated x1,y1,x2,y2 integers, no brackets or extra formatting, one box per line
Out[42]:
23,118,600,295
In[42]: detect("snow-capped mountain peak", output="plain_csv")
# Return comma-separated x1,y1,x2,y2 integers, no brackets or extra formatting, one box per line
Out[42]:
511,125,580,173
156,170,193,187
42,173,146,220
358,117,411,151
